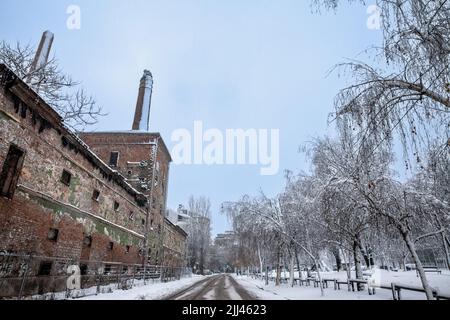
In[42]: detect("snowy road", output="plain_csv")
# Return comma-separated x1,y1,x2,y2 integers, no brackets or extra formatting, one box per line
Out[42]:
165,274,257,300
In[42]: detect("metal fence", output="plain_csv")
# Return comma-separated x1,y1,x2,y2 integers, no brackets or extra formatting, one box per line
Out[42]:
0,252,191,300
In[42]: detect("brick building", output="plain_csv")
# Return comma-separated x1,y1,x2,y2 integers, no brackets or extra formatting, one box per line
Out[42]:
0,64,186,297
162,218,187,268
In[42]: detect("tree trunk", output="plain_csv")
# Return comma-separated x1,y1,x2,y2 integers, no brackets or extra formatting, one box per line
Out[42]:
295,248,301,278
353,240,364,291
314,257,324,296
333,247,342,272
257,244,264,278
275,244,281,286
289,252,295,287
401,230,434,300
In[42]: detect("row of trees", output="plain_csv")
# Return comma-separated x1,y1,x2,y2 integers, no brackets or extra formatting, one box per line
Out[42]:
222,0,449,299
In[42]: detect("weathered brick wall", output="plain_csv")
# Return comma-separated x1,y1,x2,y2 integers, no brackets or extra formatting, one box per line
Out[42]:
79,132,175,265
163,219,187,268
0,84,149,265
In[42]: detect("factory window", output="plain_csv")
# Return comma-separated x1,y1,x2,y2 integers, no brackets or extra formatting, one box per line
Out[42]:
113,201,120,211
129,211,134,221
47,228,59,242
141,219,145,226
108,242,114,251
83,235,92,247
125,245,130,254
109,151,119,167
103,265,112,274
92,189,100,201
38,261,52,276
0,144,25,199
60,170,72,186
80,264,88,275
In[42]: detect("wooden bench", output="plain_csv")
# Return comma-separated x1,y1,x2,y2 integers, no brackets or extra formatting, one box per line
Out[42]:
416,266,442,276
391,283,437,300
321,278,337,289
297,278,311,286
349,279,367,292
336,280,350,291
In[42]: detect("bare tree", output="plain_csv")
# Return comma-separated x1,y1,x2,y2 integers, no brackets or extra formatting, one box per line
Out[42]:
186,196,212,274
315,0,449,165
0,40,105,130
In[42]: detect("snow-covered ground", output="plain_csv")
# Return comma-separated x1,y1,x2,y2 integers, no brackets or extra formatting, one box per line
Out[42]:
233,270,450,300
76,275,208,300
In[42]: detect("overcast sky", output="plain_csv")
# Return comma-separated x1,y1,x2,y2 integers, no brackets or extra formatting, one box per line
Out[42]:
0,0,383,236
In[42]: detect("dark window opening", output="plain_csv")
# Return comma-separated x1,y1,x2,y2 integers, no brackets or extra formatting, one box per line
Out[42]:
103,264,112,274
80,264,88,275
141,219,145,226
38,261,52,276
109,151,119,167
114,201,120,211
83,235,92,247
92,189,100,201
108,242,114,251
127,170,132,176
129,211,134,221
125,245,130,254
60,170,72,186
0,144,25,199
47,228,59,242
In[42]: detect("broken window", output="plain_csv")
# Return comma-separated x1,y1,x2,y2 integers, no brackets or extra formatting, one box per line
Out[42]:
114,201,120,211
47,228,59,242
108,242,114,251
79,264,88,276
103,264,111,274
92,189,100,201
109,151,119,167
60,170,72,186
83,235,92,247
38,261,52,276
141,218,145,226
129,211,134,221
0,144,25,199
125,245,130,254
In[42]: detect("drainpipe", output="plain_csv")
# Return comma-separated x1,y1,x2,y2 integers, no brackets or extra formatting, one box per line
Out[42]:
143,136,159,284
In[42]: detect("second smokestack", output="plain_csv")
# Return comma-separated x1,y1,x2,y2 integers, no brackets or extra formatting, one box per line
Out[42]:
132,70,153,131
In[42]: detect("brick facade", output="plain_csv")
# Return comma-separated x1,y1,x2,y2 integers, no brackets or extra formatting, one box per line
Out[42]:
0,64,187,297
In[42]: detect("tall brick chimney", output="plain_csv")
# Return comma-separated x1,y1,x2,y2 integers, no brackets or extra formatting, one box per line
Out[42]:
132,70,153,131
27,30,54,86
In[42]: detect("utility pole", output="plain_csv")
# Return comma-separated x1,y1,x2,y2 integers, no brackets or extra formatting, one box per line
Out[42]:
142,136,159,284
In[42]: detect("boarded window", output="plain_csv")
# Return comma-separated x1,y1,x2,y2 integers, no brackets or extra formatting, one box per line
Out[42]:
0,144,25,199
60,170,72,186
92,189,100,201
38,261,52,276
109,151,119,167
47,228,59,242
